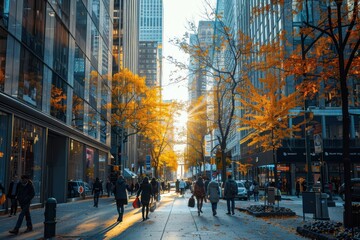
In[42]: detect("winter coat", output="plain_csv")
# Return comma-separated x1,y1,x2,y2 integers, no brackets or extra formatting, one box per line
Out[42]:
7,181,19,199
207,180,220,203
92,180,103,194
17,180,35,205
224,179,237,199
151,179,159,194
193,180,206,199
114,178,129,204
137,181,153,204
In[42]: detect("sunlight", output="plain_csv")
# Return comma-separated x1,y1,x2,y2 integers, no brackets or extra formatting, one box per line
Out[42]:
176,110,188,127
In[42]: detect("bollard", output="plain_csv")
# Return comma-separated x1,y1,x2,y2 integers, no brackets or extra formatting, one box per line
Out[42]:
44,197,57,239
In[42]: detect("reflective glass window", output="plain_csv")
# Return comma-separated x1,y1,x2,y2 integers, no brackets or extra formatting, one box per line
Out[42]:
72,92,84,131
76,0,87,52
88,104,98,139
74,45,86,99
68,139,84,181
11,118,44,204
18,47,43,108
0,27,7,91
22,0,45,58
89,68,98,109
50,74,67,122
100,116,106,144
90,20,99,66
85,147,95,183
53,17,69,80
0,0,10,28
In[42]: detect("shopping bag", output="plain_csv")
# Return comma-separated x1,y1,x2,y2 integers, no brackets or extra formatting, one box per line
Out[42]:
188,195,195,208
150,198,156,212
132,196,141,208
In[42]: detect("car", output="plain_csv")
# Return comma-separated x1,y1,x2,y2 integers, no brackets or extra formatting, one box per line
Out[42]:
339,178,360,201
169,182,176,189
68,180,92,198
220,181,248,200
235,181,248,200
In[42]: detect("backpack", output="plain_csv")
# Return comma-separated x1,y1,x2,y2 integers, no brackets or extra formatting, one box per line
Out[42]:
230,181,238,195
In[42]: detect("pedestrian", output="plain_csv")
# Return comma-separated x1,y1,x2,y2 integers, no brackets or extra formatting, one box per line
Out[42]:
130,183,134,195
224,175,237,215
175,179,180,194
296,180,300,198
193,177,206,216
7,175,19,217
106,178,113,197
302,180,307,192
150,178,159,201
207,178,220,216
137,177,153,221
253,181,259,202
167,181,170,193
179,179,186,195
113,175,130,222
134,181,140,192
92,177,103,208
9,175,35,235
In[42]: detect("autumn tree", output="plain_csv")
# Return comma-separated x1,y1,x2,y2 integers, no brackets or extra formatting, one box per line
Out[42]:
109,68,161,170
170,2,257,183
280,0,360,227
186,96,208,175
141,100,180,178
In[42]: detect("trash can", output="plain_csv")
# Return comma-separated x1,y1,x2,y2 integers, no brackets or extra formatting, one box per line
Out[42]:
314,193,329,220
267,187,275,205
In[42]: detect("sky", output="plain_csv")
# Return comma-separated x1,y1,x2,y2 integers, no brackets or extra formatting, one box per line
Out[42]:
162,0,207,102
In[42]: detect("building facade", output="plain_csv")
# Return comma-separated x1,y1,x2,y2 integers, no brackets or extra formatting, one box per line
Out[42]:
0,0,113,207
214,0,360,194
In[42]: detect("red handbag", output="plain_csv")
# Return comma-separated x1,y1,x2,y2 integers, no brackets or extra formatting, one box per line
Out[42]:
132,196,141,208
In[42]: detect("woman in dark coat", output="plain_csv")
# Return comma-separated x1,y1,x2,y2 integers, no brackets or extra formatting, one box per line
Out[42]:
137,177,153,221
113,175,129,222
193,177,206,216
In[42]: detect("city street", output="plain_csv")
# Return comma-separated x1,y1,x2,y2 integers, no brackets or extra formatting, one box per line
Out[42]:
0,190,345,240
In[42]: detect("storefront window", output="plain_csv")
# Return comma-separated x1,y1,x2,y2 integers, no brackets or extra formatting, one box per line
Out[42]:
99,151,107,183
0,111,9,190
68,139,84,181
85,147,95,183
10,118,44,204
0,27,7,91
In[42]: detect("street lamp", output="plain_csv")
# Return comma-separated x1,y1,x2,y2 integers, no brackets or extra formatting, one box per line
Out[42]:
305,106,314,192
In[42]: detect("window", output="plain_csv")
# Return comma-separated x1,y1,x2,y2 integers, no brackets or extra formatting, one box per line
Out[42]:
0,27,7,91
18,47,43,108
72,92,84,131
50,74,67,122
53,17,69,79
76,0,87,52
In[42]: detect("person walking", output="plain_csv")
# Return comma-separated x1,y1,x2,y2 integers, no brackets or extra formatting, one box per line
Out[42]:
296,180,300,198
106,178,113,197
92,177,103,208
207,179,220,216
224,175,237,215
253,181,259,202
179,179,186,195
113,175,130,222
193,177,206,216
150,178,159,201
9,175,35,235
137,177,153,221
7,175,19,217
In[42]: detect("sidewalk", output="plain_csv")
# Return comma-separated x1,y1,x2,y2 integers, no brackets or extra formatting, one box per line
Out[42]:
0,191,323,240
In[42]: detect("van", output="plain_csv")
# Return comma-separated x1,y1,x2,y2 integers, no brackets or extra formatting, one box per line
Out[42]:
68,180,92,198
339,178,360,201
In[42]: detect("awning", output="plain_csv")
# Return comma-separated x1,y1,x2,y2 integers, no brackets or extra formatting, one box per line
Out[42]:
123,168,138,179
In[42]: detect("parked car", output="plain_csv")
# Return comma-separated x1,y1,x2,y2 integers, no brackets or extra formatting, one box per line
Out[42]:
68,180,92,198
339,178,360,201
220,181,248,200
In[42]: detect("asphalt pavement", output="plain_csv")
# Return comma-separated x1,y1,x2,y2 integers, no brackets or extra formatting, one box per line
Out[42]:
0,191,345,240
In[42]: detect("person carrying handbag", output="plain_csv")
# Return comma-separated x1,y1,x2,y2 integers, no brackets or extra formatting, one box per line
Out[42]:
193,177,206,216
113,175,130,222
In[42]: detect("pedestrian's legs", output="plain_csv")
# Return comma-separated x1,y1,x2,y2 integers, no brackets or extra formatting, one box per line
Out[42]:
15,204,29,230
116,200,124,222
231,198,235,214
211,202,217,216
226,199,231,214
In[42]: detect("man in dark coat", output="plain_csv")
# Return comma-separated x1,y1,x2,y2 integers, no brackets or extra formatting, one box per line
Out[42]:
92,177,103,208
224,175,238,215
9,175,35,235
113,175,130,222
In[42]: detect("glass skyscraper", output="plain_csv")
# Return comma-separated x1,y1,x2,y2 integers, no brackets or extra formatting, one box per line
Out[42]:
0,0,113,205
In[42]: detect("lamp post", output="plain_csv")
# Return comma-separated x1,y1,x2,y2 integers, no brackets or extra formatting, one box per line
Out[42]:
305,106,313,192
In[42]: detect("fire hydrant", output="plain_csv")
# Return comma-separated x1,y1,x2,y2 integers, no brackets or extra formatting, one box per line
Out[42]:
44,197,57,239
